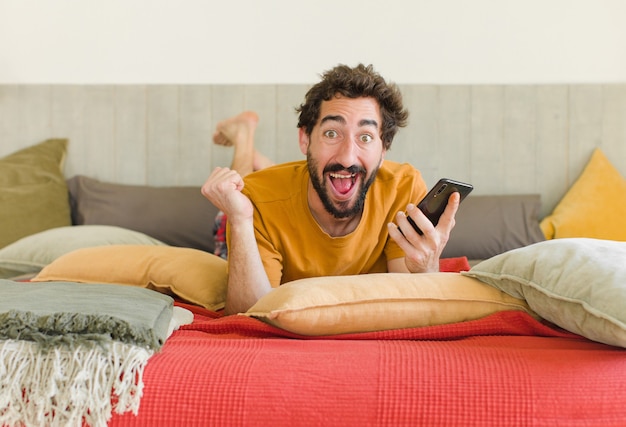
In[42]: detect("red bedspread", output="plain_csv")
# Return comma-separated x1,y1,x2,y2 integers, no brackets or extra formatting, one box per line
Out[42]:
109,304,626,427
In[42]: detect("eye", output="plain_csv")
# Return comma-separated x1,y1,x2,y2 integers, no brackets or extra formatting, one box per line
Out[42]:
324,130,338,139
360,134,373,144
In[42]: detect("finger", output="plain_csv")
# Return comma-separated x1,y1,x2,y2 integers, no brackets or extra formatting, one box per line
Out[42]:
437,192,460,232
387,219,418,254
387,221,404,241
406,203,434,236
394,210,414,238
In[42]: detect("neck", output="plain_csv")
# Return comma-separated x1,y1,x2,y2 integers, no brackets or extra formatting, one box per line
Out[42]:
307,180,362,237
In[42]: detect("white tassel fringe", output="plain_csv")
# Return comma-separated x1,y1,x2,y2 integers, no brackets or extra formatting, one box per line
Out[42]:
0,339,153,427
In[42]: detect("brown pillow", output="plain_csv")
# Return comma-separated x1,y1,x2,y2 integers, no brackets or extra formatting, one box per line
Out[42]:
442,194,545,260
67,175,220,253
0,139,72,249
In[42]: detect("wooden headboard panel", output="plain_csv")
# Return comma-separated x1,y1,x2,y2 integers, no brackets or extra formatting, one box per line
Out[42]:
1,84,625,217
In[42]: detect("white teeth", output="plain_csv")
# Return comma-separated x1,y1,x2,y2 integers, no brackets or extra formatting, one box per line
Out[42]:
329,172,355,179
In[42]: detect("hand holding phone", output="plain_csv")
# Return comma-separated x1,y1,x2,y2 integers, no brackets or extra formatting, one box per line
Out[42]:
406,178,473,235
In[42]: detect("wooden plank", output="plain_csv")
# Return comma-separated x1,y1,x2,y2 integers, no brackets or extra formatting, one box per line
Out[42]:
276,84,307,164
210,85,246,170
17,85,53,150
244,85,277,170
0,86,20,156
51,85,85,178
146,85,179,185
81,86,116,182
469,86,505,194
568,85,603,185
535,85,569,216
179,85,212,185
437,86,471,183
114,85,148,184
503,86,537,194
602,84,626,177
394,85,439,185
50,86,116,182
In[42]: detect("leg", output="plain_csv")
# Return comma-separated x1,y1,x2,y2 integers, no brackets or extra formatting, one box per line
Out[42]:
213,111,273,176
211,111,274,260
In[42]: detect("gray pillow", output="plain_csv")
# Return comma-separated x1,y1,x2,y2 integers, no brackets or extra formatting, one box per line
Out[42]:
442,194,545,260
67,175,219,253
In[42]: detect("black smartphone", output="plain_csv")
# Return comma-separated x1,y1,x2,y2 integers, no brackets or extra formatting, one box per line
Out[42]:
406,178,473,235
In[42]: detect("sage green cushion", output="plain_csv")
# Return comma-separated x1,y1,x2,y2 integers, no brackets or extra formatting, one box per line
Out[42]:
463,238,626,348
0,225,166,279
0,139,72,249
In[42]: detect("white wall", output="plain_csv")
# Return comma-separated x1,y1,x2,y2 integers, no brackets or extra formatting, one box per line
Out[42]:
1,0,625,84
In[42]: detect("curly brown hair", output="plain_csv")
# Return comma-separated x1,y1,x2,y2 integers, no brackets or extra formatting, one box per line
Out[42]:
296,64,408,150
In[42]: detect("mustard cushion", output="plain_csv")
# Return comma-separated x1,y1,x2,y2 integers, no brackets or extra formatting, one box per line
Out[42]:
32,245,228,311
244,272,534,336
0,225,166,279
0,139,72,249
540,148,626,241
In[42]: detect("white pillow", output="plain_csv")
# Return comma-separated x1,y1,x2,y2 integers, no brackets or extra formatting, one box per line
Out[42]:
463,238,626,347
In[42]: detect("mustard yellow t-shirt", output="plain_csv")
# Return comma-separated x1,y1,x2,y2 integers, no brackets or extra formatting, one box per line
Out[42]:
237,160,427,287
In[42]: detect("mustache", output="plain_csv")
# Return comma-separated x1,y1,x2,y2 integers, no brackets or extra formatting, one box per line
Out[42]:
323,164,366,175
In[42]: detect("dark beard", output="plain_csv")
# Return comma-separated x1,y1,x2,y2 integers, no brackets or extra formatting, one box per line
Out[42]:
307,155,379,219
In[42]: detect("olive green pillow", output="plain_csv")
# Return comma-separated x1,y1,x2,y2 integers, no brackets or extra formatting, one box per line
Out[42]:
0,139,72,249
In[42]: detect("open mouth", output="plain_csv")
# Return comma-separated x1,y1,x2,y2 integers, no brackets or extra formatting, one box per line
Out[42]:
329,171,358,196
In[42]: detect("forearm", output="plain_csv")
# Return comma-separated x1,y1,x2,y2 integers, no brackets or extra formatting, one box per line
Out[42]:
223,220,273,315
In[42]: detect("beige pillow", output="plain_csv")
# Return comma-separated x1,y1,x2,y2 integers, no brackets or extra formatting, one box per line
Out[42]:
33,245,228,311
464,238,626,348
244,272,534,336
0,225,166,279
0,139,72,249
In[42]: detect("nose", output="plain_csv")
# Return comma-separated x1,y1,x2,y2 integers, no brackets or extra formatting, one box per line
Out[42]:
334,138,359,167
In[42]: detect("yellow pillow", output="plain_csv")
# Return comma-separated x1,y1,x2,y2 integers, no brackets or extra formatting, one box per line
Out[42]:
244,272,534,336
33,245,228,311
540,149,626,240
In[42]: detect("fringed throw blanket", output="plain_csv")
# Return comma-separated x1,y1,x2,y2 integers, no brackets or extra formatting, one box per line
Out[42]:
0,279,174,427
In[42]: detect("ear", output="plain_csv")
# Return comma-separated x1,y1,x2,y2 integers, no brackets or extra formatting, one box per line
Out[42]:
298,128,309,156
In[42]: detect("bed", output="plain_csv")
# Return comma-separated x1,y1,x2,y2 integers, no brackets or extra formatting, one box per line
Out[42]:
2,139,626,426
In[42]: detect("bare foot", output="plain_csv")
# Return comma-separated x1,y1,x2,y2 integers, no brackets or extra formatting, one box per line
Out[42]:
212,111,259,147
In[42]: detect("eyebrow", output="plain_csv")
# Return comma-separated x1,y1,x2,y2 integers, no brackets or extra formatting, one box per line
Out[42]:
320,115,379,128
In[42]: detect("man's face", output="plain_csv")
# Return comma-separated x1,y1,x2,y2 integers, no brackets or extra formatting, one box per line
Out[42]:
299,95,387,218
